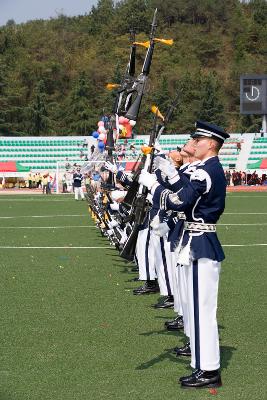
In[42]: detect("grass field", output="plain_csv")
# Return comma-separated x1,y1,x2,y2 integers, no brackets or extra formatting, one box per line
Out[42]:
0,192,266,400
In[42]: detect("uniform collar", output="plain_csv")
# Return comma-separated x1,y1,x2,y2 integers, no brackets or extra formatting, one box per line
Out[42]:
198,155,218,166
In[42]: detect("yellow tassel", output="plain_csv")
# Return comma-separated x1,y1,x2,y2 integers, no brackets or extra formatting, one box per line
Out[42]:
141,145,153,155
133,41,150,48
154,38,174,46
151,105,165,121
106,83,120,90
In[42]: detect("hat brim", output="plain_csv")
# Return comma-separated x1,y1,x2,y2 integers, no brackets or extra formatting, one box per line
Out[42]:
191,132,224,142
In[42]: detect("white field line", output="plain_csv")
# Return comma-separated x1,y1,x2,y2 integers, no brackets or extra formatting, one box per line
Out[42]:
223,244,267,247
0,223,266,229
1,212,267,220
0,226,97,229
0,199,74,202
0,244,266,249
224,212,267,215
0,214,88,219
226,195,267,197
0,246,112,249
219,223,267,226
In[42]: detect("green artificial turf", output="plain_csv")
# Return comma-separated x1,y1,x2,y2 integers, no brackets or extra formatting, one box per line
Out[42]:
0,192,266,399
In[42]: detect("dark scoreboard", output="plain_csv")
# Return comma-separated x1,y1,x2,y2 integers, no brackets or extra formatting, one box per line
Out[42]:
240,74,267,115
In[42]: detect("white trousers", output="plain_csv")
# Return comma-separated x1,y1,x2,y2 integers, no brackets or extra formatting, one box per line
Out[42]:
74,187,85,200
136,228,156,281
178,263,190,338
186,258,221,371
149,231,173,296
170,251,182,314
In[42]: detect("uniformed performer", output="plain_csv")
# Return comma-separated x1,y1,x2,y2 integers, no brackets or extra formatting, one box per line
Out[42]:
139,121,229,389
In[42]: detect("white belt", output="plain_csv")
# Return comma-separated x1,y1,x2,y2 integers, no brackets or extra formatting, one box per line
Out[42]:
184,221,216,232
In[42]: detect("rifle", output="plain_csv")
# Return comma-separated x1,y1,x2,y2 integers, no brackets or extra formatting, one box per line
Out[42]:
122,91,181,207
120,110,159,261
112,28,136,116
105,29,137,186
124,9,158,121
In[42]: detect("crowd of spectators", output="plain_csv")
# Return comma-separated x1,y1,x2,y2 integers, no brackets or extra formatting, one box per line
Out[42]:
224,170,267,186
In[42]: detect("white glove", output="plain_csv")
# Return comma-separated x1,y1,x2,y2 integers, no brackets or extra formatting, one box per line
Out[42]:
110,203,119,211
146,193,153,204
119,232,128,245
138,170,158,191
108,219,118,228
104,161,117,174
156,157,179,184
154,140,163,154
150,215,160,230
154,222,170,237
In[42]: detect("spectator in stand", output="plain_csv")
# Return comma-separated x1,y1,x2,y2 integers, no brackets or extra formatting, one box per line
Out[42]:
237,142,241,152
91,144,95,155
62,173,68,193
47,173,52,194
32,174,36,188
241,171,247,185
28,172,32,189
129,144,137,157
225,170,231,186
36,172,42,188
232,170,237,186
248,171,260,186
42,174,48,194
238,171,242,185
65,158,71,171
91,170,101,191
85,174,91,191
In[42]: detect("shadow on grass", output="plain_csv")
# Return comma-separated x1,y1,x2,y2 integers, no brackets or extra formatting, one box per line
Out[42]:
136,347,190,370
135,344,236,372
139,328,184,338
135,342,237,371
154,315,175,320
220,345,237,371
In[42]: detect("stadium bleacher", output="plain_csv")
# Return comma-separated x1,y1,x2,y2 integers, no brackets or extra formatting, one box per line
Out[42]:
1,133,266,172
0,137,87,170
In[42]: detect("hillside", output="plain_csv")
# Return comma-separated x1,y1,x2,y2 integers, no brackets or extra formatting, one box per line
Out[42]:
0,0,266,136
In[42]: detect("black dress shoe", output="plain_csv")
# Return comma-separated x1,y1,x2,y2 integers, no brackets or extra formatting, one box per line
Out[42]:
174,342,191,356
179,369,198,382
133,281,160,295
153,295,174,309
165,315,184,331
180,369,222,389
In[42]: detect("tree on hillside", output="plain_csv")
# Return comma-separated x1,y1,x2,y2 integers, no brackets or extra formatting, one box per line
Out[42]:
88,0,115,34
114,0,152,34
64,73,98,135
26,80,50,135
197,73,226,127
153,75,170,112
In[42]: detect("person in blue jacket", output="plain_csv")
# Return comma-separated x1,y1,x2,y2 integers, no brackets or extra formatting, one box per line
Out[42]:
139,120,229,389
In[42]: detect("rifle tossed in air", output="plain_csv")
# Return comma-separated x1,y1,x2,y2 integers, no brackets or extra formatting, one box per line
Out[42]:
104,28,137,187
124,8,173,122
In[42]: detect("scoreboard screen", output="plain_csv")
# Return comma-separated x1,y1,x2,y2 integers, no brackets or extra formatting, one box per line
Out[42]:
240,75,267,115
